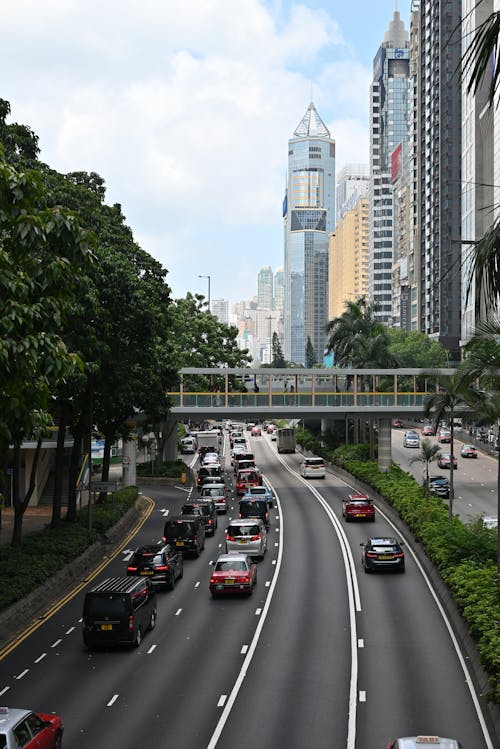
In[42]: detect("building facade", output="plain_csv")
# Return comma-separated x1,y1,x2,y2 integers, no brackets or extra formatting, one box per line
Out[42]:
369,10,410,324
336,164,369,223
257,266,274,310
284,102,336,365
328,196,370,319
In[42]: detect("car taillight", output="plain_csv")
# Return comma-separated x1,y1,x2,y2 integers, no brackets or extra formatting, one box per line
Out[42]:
239,513,242,518
127,566,138,572
210,576,217,584
241,576,251,583
208,519,213,525
194,536,198,543
161,536,166,542
395,552,404,559
226,534,236,541
250,534,260,541
366,552,378,558
129,615,135,631
156,565,169,571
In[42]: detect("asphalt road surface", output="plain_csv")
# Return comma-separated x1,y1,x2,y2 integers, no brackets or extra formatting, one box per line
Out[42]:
0,429,496,748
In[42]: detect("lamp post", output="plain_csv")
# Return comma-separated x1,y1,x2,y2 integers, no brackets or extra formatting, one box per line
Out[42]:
266,315,273,365
198,274,211,311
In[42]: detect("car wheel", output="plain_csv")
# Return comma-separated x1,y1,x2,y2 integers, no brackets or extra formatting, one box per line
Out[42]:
54,730,63,749
134,626,142,647
399,566,406,574
363,563,371,574
167,571,175,591
149,608,157,630
371,516,376,522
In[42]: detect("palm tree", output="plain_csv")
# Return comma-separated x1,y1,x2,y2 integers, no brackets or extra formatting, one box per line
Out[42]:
423,370,474,520
409,439,443,500
325,297,380,366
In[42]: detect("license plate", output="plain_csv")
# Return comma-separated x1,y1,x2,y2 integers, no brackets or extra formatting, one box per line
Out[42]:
140,570,154,575
225,578,235,585
355,513,365,517
239,539,248,544
176,541,184,547
379,555,393,560
101,624,113,631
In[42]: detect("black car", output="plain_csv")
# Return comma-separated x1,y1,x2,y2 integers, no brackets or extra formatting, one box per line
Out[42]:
82,576,157,648
126,543,183,590
238,498,269,529
163,516,206,557
360,537,405,573
427,475,450,498
181,500,218,536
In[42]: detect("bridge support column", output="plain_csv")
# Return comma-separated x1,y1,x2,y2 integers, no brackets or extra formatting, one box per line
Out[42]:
378,418,392,473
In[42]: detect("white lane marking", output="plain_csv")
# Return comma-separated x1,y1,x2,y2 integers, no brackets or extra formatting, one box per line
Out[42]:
175,609,182,616
255,608,262,616
358,639,364,648
218,543,222,548
207,478,283,749
265,581,270,587
107,694,119,707
274,542,279,546
78,617,83,623
272,559,276,565
147,645,157,654
217,695,227,707
240,645,248,654
160,508,170,516
275,515,279,520
16,670,29,680
122,550,134,561
34,653,47,664
66,627,75,635
195,582,200,588
0,687,9,696
51,639,61,648
359,691,366,702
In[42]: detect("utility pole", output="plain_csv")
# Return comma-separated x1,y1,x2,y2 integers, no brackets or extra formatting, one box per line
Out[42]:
266,315,273,364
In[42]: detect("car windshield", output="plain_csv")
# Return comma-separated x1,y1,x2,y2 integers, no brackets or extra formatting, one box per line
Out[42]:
85,595,128,617
372,543,398,552
249,488,267,495
215,560,247,572
165,522,196,539
306,459,324,466
240,500,266,514
189,504,211,516
349,499,372,506
228,524,260,536
134,550,164,565
201,487,224,497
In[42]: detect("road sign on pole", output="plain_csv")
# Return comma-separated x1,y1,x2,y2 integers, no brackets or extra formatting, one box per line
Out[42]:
92,481,119,493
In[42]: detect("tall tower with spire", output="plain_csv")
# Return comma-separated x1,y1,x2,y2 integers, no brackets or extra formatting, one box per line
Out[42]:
369,8,410,323
283,102,335,364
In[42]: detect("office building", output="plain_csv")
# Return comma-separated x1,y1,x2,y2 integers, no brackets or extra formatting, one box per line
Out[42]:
257,266,274,310
284,102,336,364
328,196,370,319
369,9,410,324
211,298,229,325
274,268,284,312
336,164,369,223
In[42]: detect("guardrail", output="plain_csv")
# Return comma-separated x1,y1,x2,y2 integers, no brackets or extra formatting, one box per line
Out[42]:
167,391,430,408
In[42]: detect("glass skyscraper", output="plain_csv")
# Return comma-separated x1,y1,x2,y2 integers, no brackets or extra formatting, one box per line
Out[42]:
283,102,335,364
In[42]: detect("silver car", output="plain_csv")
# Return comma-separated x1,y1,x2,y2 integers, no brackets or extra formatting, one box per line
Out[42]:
200,483,227,513
225,518,267,559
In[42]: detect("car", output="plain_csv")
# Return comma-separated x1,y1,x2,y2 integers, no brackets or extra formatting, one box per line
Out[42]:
82,576,157,648
179,435,197,454
391,419,404,428
386,737,463,748
225,518,267,559
299,456,326,479
199,483,228,514
209,553,257,596
126,543,183,590
403,431,420,448
244,484,274,507
197,465,222,487
181,500,218,535
236,468,263,495
238,497,269,528
162,516,206,557
246,422,255,431
438,430,452,443
0,707,64,749
200,474,225,490
360,537,405,573
232,451,255,471
482,516,498,529
421,424,435,436
343,494,375,522
251,425,262,436
437,453,457,469
234,458,256,474
460,443,478,458
427,475,450,498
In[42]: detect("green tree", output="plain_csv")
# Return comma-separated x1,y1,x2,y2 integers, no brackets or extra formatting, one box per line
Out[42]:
271,332,286,367
305,337,316,368
387,329,449,368
409,439,442,500
325,297,393,368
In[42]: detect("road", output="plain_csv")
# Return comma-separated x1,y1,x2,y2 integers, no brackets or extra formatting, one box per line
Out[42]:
0,430,496,748
391,425,499,523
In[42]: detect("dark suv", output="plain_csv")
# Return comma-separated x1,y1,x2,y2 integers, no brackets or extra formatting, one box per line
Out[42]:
82,576,157,649
163,516,206,556
181,500,218,536
238,497,269,529
126,543,183,590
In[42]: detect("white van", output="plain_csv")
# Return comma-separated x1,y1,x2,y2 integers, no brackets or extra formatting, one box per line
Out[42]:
300,457,326,479
180,436,197,454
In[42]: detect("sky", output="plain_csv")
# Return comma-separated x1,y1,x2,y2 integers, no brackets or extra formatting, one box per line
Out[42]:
0,0,410,305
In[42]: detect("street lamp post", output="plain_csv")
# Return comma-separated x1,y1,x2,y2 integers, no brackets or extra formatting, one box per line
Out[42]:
266,315,273,364
198,274,211,311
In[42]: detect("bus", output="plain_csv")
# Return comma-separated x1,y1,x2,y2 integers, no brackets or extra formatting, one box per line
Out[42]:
276,428,296,454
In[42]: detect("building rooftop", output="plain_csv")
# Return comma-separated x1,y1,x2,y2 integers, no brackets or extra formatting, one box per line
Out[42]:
293,102,330,138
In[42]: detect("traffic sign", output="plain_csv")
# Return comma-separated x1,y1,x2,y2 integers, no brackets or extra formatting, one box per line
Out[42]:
92,481,118,493
122,456,130,465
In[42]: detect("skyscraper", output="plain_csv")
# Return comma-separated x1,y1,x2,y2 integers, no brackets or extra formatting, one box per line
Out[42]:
274,268,284,312
369,10,410,324
284,102,336,364
257,266,273,310
328,196,370,319
336,164,369,223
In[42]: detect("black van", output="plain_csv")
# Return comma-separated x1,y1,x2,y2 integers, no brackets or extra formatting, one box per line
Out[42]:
163,516,206,556
238,498,269,529
82,577,157,649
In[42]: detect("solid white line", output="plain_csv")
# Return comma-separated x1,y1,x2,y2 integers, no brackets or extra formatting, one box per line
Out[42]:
240,645,248,654
65,627,75,635
0,687,9,696
34,653,47,663
107,694,119,707
51,639,61,648
206,478,284,749
217,695,227,707
16,669,29,680
175,609,182,616
147,645,157,654
359,691,366,702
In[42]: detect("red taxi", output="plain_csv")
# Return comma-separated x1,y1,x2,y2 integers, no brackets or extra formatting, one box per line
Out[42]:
342,493,375,522
0,707,63,749
209,553,257,596
236,468,263,495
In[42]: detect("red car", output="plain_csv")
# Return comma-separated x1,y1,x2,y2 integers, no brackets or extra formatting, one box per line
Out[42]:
343,494,375,522
209,553,257,596
0,707,63,748
438,430,452,443
438,453,457,469
460,443,478,458
421,424,435,436
236,468,262,495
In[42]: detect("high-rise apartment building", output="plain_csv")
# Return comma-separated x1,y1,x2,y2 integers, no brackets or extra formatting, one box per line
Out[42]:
336,164,369,223
211,298,229,324
257,266,274,310
413,0,462,359
369,10,410,324
328,196,370,319
284,102,335,364
274,268,284,312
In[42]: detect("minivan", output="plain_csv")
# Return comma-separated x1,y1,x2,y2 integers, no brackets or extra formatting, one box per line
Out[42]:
82,577,157,649
163,516,206,556
300,457,326,479
239,497,269,529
